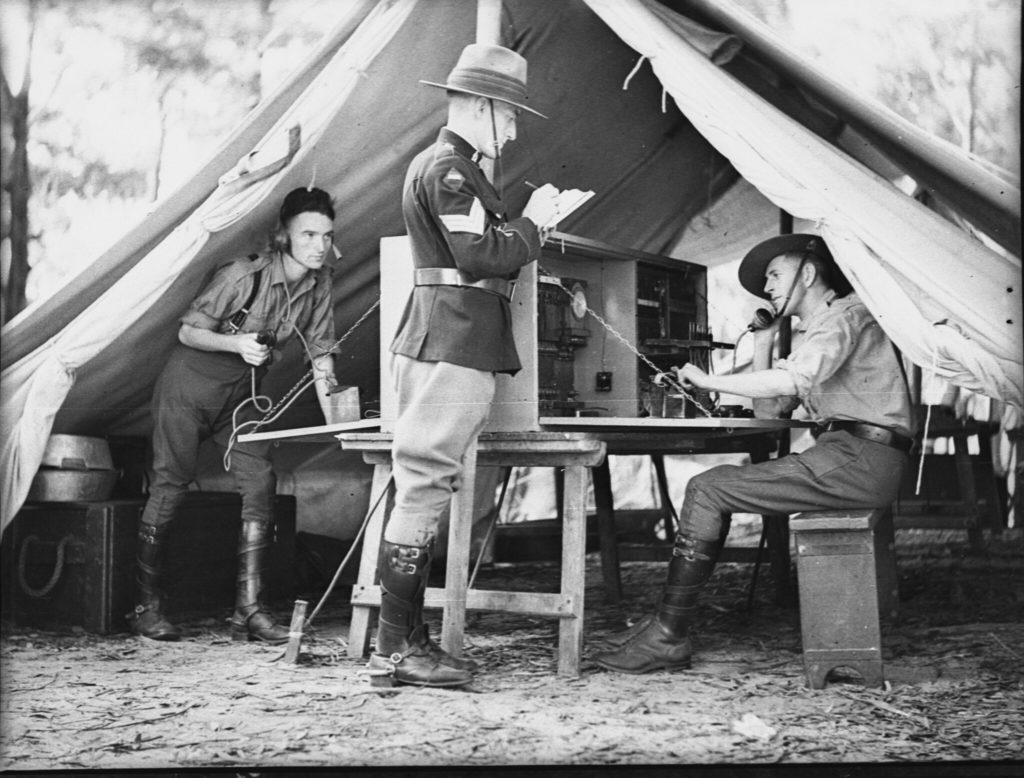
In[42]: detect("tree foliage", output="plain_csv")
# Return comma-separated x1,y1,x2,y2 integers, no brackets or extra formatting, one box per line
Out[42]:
736,0,1020,175
2,0,1020,321
2,0,334,320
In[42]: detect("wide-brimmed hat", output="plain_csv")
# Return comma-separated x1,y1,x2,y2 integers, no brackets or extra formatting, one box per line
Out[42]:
738,233,851,299
421,43,547,118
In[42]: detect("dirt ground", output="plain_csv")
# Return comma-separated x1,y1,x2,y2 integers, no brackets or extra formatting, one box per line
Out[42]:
1,528,1023,772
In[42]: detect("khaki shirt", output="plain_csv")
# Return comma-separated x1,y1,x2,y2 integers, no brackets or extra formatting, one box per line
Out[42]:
181,252,336,358
779,292,914,437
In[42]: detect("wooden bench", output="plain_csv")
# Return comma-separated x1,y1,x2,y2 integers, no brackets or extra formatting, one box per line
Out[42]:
789,507,899,689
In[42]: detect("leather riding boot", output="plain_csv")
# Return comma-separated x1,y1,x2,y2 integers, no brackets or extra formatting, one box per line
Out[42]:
600,612,654,649
229,520,289,644
127,523,181,641
365,541,473,688
411,541,479,673
593,534,722,674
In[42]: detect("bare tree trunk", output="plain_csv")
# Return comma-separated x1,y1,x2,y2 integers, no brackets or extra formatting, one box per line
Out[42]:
965,18,979,154
254,0,272,100
149,84,170,203
1,23,33,324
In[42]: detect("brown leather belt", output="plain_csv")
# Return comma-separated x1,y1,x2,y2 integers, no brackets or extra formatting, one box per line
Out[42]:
414,268,512,299
820,420,914,452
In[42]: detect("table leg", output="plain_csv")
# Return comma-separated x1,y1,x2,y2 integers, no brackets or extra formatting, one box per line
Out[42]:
765,515,796,607
592,458,622,603
347,463,393,659
651,454,678,539
441,442,476,658
554,467,564,521
747,436,795,607
559,463,588,677
953,437,984,553
875,506,900,621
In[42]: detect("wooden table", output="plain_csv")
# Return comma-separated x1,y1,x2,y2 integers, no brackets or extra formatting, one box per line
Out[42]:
337,431,606,676
335,418,811,676
537,417,813,603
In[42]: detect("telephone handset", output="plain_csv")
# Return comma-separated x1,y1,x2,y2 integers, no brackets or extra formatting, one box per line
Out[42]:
746,251,808,332
747,307,777,332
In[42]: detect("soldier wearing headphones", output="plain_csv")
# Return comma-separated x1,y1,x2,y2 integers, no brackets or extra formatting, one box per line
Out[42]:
129,187,341,644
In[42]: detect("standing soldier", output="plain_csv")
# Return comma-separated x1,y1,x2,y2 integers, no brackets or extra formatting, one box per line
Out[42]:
369,44,561,687
130,187,342,644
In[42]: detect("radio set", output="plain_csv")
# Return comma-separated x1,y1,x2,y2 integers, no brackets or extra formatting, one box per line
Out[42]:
379,233,734,432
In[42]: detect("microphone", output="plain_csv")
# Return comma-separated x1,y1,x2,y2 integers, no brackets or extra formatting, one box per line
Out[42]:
256,329,277,366
747,308,776,332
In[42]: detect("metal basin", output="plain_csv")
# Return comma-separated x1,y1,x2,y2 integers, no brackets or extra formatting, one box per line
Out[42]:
39,434,114,471
28,435,119,502
26,469,119,502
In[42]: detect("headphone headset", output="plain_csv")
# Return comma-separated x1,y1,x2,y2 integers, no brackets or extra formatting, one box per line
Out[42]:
269,187,335,256
271,226,290,255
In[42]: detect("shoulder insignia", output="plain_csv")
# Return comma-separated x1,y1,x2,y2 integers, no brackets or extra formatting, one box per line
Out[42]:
442,167,466,190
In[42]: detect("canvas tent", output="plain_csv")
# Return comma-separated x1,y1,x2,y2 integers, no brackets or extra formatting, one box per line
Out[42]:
1,0,1020,535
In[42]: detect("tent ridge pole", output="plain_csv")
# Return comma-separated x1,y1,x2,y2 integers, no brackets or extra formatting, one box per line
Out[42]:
477,0,502,45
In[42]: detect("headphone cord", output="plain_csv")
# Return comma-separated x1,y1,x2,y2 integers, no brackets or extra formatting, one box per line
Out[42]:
222,297,381,470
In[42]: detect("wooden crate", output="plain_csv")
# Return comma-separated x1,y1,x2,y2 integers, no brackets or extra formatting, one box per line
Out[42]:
1,493,296,634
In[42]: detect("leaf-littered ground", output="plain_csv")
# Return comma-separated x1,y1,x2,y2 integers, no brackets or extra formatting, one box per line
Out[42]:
1,529,1022,770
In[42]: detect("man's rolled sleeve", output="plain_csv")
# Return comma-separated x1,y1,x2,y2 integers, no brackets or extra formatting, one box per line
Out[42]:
302,271,336,358
180,265,245,331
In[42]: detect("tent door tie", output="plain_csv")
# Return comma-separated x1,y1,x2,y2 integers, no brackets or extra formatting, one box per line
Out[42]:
622,55,648,90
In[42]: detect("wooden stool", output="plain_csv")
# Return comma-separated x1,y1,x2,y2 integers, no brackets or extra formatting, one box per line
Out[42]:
340,432,606,677
790,507,898,689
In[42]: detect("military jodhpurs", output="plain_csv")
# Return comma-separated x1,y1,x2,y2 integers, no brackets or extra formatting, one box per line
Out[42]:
680,430,907,543
385,352,495,547
140,345,275,529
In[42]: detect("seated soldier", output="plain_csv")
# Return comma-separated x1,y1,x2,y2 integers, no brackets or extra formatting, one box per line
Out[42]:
594,233,915,674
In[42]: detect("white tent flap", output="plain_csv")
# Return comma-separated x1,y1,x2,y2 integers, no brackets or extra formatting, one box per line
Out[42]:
585,0,1022,409
0,0,418,533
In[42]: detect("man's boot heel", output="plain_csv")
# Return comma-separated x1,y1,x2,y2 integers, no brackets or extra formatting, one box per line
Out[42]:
371,541,475,688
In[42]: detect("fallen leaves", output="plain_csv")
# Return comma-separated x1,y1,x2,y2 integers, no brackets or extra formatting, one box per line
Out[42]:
731,713,777,741
1,529,1022,768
